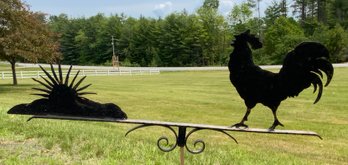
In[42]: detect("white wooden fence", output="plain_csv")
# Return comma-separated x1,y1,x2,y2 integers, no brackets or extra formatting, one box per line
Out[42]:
0,69,160,80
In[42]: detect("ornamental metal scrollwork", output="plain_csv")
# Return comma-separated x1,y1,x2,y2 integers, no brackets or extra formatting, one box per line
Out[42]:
125,125,238,154
125,124,178,152
185,128,238,154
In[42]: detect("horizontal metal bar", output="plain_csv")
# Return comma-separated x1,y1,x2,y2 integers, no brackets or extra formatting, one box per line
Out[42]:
27,115,322,139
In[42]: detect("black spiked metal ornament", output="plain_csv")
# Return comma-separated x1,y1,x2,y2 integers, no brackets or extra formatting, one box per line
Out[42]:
8,64,127,119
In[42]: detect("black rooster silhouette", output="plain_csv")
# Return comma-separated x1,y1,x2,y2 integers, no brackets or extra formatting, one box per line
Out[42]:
228,30,333,130
8,64,127,119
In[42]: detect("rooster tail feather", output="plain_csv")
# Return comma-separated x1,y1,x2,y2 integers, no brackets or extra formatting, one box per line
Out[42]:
313,58,334,86
311,69,323,79
279,42,333,103
310,73,323,104
312,81,317,94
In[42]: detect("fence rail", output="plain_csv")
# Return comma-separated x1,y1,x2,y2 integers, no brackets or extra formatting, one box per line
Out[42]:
0,69,160,80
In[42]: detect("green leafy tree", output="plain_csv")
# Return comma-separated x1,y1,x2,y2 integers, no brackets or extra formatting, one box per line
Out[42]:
0,0,60,85
280,0,288,17
118,17,136,65
197,3,226,65
264,1,283,26
157,12,190,66
227,2,262,37
203,0,219,9
127,17,159,66
228,2,253,25
103,14,124,64
49,14,77,64
74,29,90,63
330,0,348,27
293,0,308,21
311,23,348,62
262,16,306,64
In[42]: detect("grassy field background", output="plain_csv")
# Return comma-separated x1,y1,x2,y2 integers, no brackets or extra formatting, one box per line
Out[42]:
0,67,347,164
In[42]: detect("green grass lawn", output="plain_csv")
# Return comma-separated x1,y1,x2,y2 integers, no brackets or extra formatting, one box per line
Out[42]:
0,68,347,165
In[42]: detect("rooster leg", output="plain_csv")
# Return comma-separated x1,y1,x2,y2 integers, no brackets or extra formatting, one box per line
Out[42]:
269,109,284,130
231,108,251,128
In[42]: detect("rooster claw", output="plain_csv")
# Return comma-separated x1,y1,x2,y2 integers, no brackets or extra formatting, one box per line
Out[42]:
231,123,249,129
268,120,284,131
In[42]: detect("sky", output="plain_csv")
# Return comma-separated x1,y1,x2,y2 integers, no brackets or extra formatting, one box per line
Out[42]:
22,0,275,18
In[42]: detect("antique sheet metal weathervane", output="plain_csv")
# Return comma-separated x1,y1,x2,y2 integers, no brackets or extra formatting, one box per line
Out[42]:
8,64,323,165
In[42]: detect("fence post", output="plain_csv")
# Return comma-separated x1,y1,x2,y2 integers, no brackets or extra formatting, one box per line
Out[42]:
37,71,40,78
20,71,23,79
1,72,4,79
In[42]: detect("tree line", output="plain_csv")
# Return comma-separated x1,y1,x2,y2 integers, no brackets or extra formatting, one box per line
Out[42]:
48,0,348,67
49,5,228,67
1,0,348,84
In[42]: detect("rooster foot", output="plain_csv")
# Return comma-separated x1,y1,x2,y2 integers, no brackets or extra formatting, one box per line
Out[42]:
268,120,284,131
231,122,249,129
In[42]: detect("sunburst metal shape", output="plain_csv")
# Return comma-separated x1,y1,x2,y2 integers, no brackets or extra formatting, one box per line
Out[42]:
32,64,95,107
8,64,127,119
